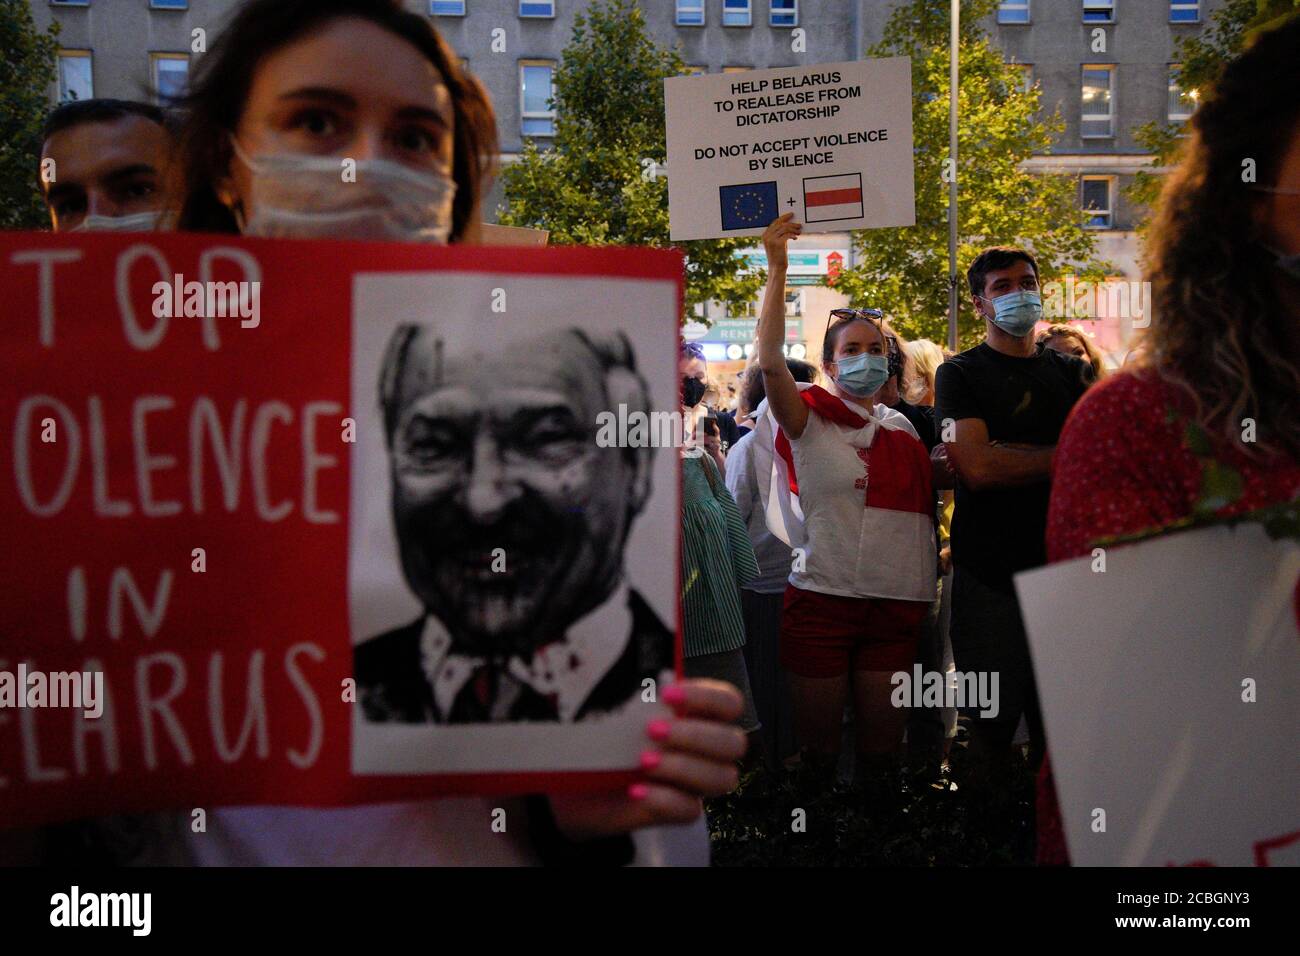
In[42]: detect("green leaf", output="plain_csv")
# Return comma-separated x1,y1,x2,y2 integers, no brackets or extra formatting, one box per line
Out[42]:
1194,459,1245,515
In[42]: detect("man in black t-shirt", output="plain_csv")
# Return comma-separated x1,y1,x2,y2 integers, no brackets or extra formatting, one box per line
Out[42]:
934,247,1090,796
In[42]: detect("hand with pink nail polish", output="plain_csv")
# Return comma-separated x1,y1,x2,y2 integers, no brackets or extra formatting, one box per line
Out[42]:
547,678,746,841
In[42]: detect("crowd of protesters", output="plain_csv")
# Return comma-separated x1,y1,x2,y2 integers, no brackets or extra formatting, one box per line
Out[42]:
12,0,1299,866
679,9,1299,859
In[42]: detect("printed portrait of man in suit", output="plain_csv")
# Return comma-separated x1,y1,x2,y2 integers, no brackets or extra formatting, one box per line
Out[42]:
353,324,673,724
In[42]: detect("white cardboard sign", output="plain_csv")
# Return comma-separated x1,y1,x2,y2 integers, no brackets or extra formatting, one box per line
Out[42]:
1015,524,1300,867
664,57,916,240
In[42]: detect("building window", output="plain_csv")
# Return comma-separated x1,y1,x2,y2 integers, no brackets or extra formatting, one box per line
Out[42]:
150,0,188,10
519,1,554,17
520,60,555,136
1081,65,1113,137
57,51,93,102
1170,1,1199,22
723,0,752,27
151,53,189,104
1167,65,1196,122
431,0,466,15
1081,176,1113,228
50,1,89,6
1009,62,1033,93
997,1,1030,24
771,0,798,27
676,0,704,26
682,64,707,76
722,66,752,74
1082,1,1114,23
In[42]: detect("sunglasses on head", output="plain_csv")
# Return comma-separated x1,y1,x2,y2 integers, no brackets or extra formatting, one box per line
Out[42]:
829,307,885,322
826,307,885,341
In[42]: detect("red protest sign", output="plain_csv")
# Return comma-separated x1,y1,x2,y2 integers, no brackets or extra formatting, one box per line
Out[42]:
0,231,683,830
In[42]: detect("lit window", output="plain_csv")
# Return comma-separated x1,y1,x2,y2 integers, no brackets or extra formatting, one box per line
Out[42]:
1167,65,1196,122
520,61,555,136
1081,176,1113,228
151,53,189,104
771,0,798,28
723,0,752,27
519,1,554,17
1083,1,1114,24
150,0,188,9
1081,65,1113,137
431,0,466,15
57,51,93,102
676,0,704,26
1170,1,1199,23
997,0,1030,24
723,66,752,74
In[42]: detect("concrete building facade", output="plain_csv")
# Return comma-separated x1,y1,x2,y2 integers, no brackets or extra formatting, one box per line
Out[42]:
31,0,1224,362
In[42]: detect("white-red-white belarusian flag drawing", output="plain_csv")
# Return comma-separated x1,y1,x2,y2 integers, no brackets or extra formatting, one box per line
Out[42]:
803,173,865,223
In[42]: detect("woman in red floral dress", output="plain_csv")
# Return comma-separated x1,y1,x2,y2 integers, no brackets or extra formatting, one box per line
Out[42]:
1038,15,1300,864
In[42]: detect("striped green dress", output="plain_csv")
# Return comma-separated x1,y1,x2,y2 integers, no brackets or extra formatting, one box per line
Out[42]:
681,452,760,659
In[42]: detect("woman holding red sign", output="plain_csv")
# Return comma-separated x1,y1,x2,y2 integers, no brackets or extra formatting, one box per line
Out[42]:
49,0,745,866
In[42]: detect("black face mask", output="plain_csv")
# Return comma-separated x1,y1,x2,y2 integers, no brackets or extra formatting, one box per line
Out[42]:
886,340,903,386
681,376,707,408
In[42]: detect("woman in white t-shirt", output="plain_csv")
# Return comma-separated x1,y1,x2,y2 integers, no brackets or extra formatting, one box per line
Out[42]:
755,215,936,792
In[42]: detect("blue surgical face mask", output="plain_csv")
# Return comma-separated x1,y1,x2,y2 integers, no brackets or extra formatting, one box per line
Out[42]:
980,289,1042,337
833,350,890,397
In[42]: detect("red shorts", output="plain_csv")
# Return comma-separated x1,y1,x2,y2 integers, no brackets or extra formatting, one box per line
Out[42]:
780,584,929,678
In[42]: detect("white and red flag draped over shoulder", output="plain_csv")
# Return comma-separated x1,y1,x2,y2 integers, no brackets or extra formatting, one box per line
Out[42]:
752,382,936,601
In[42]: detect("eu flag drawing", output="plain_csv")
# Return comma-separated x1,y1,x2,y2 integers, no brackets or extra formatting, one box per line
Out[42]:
720,181,779,231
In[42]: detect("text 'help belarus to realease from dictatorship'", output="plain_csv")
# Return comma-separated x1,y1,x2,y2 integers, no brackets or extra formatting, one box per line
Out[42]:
664,57,915,240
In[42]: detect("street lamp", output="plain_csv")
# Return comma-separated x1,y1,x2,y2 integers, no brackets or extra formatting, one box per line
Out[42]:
947,0,960,353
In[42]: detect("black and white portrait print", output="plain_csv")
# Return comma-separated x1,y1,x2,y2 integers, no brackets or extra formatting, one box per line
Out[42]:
348,271,678,775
